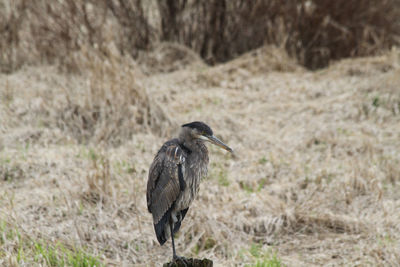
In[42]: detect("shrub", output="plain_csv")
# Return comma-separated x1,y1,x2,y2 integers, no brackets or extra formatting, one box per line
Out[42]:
158,0,400,69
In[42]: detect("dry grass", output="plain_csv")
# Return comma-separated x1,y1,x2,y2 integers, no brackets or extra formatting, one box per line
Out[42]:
0,46,172,147
137,42,206,75
1,1,400,265
0,0,157,73
1,46,400,266
192,45,304,89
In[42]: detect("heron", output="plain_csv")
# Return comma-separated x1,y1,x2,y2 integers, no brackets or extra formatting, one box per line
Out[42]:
146,121,233,263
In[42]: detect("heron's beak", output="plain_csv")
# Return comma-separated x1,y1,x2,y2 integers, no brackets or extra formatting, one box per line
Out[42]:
206,135,233,153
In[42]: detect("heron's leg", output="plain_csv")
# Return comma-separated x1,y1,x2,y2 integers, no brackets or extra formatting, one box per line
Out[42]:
170,223,187,267
170,222,177,258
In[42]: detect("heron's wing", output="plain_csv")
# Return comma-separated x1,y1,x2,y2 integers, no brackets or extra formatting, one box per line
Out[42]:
147,141,186,224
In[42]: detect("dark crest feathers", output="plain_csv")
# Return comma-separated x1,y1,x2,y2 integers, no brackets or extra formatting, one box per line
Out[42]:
181,121,213,136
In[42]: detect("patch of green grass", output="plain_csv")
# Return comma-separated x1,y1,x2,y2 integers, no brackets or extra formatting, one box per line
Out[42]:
204,237,216,250
252,255,283,267
0,220,13,244
191,237,216,256
210,162,230,186
258,157,268,165
246,244,284,267
114,160,135,175
33,242,102,267
336,127,349,136
78,201,85,215
372,96,380,107
0,156,11,164
192,244,200,256
34,242,61,266
0,220,103,266
240,181,254,193
88,148,98,161
65,247,102,267
249,243,263,258
76,147,100,162
257,178,267,191
218,170,230,187
17,245,25,263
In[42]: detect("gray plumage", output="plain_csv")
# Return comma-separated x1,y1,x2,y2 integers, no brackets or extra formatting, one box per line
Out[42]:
146,121,233,261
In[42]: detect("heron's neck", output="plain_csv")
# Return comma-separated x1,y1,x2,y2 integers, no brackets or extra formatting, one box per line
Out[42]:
179,142,192,154
178,128,206,154
179,138,202,153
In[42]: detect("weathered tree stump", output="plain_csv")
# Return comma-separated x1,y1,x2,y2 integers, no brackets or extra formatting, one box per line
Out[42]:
163,257,213,267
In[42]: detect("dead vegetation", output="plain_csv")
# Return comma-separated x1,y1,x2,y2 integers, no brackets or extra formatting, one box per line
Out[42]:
137,42,206,75
0,0,157,73
3,47,400,265
1,0,399,72
1,1,400,266
56,48,172,145
192,45,304,89
157,0,400,69
0,0,171,145
0,47,172,146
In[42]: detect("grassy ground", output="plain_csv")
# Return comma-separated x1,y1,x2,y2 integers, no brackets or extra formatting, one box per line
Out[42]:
1,46,400,266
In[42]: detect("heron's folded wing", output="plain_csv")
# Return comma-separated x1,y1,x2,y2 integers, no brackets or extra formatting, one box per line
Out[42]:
147,143,186,223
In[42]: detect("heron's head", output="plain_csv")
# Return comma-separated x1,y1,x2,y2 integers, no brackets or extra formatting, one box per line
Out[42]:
181,121,233,153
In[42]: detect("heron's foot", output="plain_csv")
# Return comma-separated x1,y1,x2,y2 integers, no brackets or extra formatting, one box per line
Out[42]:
172,255,188,267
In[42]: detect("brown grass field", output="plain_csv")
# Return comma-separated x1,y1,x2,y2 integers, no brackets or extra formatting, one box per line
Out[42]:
1,1,400,266
1,44,400,266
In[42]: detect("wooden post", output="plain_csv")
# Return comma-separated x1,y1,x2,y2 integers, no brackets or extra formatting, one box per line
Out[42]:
163,257,213,267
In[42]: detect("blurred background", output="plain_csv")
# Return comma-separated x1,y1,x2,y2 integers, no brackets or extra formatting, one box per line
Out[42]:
1,0,400,266
1,0,400,72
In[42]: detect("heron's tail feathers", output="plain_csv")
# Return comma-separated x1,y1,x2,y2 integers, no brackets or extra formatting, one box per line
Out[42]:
154,207,190,245
154,209,171,245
